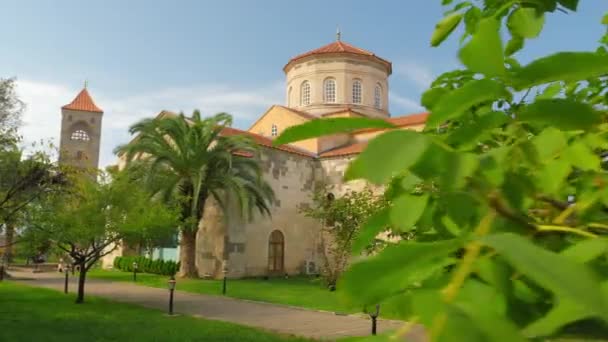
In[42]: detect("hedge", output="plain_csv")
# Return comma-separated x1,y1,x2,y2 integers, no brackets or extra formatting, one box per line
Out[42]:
113,256,180,276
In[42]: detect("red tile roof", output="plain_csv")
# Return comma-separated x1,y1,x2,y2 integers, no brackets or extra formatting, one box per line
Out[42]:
220,126,316,158
319,141,368,158
353,112,429,135
284,41,392,73
387,112,429,126
320,112,429,158
62,88,103,113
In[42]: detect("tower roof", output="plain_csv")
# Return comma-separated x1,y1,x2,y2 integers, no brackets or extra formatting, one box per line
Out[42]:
62,88,103,113
284,40,392,73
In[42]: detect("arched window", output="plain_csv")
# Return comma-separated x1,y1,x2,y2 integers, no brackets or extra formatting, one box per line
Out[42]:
268,230,284,273
352,80,362,104
300,81,311,106
71,130,90,141
271,124,278,137
324,78,336,103
374,84,382,109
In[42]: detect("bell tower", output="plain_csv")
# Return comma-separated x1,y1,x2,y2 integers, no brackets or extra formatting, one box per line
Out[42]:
58,85,103,170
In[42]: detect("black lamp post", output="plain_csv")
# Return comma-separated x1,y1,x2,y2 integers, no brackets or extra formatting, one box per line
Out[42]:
365,304,380,335
132,262,138,282
222,260,228,295
168,275,176,315
64,265,70,294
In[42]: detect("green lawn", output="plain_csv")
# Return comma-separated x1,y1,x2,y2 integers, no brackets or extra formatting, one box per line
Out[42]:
89,269,361,314
0,282,310,342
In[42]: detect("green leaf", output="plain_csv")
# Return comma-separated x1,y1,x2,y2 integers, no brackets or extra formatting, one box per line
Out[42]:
532,127,568,162
463,6,481,35
518,99,602,130
411,142,479,190
511,52,608,90
507,7,545,39
442,151,480,190
351,209,391,255
431,12,463,47
345,130,430,184
557,0,579,11
536,82,562,99
505,35,524,56
446,111,509,147
455,302,526,342
442,192,479,227
427,79,509,127
390,194,429,231
273,117,395,145
482,233,608,321
459,18,505,77
561,238,608,263
603,13,608,25
523,297,589,338
564,141,601,170
340,239,462,305
538,158,571,195
421,87,448,110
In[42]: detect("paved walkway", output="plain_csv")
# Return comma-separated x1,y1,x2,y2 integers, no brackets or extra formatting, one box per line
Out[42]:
7,269,426,341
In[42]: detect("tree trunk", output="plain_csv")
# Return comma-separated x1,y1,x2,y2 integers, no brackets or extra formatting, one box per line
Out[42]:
178,229,198,278
75,262,87,304
4,223,14,264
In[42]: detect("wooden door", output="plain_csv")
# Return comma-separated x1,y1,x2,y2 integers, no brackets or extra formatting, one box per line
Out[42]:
268,230,284,274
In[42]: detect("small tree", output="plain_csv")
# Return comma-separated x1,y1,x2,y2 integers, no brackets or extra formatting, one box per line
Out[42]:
26,169,178,303
303,188,388,289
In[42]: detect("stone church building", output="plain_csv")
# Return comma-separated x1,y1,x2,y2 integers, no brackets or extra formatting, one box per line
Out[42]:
60,37,428,278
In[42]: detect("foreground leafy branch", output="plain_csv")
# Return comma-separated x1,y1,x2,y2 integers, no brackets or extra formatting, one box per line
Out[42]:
277,0,608,340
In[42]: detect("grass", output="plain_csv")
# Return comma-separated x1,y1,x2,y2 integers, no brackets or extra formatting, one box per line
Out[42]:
0,281,311,342
89,269,362,314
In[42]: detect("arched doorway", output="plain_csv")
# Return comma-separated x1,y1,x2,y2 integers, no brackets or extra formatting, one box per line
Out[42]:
268,230,284,274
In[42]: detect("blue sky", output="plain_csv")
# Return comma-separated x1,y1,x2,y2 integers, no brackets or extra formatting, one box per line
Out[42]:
1,0,606,166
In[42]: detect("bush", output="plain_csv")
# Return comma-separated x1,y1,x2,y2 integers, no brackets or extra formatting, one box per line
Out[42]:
113,256,179,276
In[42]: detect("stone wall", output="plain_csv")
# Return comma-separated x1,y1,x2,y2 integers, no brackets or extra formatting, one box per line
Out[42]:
195,146,322,278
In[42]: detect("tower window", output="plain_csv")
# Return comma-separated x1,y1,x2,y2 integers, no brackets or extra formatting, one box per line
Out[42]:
374,84,382,109
287,86,293,107
301,81,311,106
352,80,362,104
271,124,278,137
71,130,90,141
324,78,336,103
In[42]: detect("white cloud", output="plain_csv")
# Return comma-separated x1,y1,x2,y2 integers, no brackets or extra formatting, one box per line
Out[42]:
390,92,424,113
16,79,283,168
395,61,435,89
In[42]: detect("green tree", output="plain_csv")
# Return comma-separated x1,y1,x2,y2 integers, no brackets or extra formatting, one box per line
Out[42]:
0,147,64,267
25,170,178,303
0,77,24,149
115,111,274,278
277,1,608,340
302,188,390,289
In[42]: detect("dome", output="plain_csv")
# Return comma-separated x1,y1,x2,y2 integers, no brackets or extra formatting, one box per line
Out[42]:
284,39,391,118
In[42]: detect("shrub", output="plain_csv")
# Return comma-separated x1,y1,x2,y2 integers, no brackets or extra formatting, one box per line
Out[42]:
113,255,178,276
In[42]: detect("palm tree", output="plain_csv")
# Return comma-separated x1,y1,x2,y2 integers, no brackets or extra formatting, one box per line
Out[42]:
114,111,274,278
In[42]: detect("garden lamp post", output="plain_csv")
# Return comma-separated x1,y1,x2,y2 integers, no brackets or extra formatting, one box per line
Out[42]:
365,304,380,335
64,265,70,294
132,262,138,282
168,275,176,315
222,260,229,295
